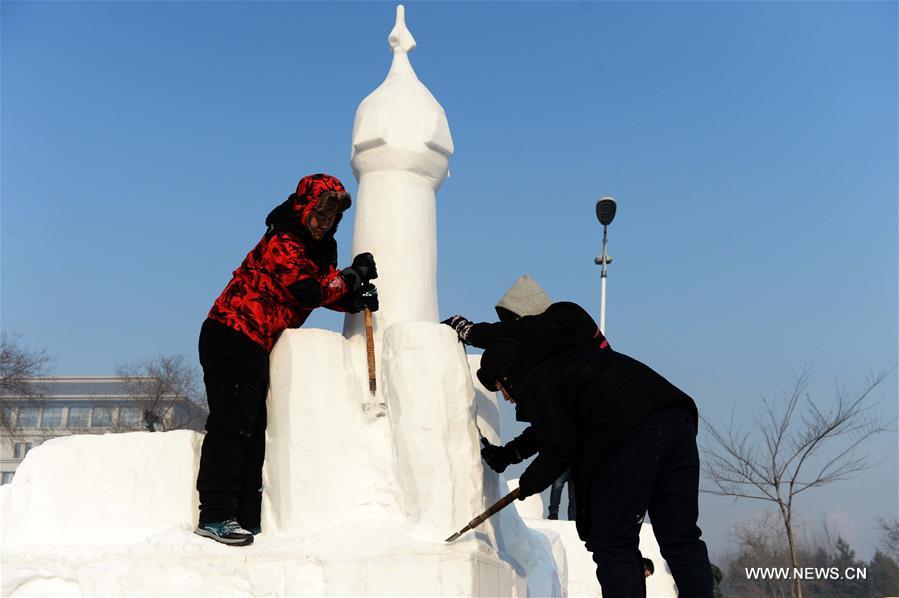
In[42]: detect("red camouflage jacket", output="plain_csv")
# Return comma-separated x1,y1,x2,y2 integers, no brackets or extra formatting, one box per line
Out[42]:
208,174,353,352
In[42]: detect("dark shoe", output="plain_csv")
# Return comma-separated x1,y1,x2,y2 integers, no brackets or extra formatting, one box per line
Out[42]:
195,519,254,546
237,519,262,535
548,513,559,520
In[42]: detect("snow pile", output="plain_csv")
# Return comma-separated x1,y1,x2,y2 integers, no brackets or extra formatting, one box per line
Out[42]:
1,324,562,597
1,430,202,547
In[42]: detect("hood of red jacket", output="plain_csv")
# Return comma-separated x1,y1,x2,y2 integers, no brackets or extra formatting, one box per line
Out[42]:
266,174,351,242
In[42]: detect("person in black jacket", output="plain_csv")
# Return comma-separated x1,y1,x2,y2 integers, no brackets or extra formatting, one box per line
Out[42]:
444,275,605,524
475,337,714,598
442,273,609,496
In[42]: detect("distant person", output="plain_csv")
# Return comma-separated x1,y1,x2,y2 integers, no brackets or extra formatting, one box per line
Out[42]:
195,174,379,546
548,468,576,521
643,558,655,578
475,335,714,597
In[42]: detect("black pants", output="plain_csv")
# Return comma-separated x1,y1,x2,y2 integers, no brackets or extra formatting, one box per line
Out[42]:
587,405,714,598
196,318,270,527
548,469,576,520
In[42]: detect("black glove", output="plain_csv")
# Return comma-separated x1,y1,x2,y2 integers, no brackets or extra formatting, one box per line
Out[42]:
480,438,517,474
349,283,379,313
464,323,492,348
340,267,362,294
517,475,537,500
441,315,474,344
351,252,378,283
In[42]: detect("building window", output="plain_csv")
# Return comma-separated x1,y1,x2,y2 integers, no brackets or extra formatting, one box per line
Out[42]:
17,407,38,428
68,406,91,427
41,407,63,428
1,472,13,485
91,408,112,427
119,407,143,428
24,442,32,455
13,443,21,459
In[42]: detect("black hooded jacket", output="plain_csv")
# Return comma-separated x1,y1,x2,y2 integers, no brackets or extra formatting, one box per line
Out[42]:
468,301,608,354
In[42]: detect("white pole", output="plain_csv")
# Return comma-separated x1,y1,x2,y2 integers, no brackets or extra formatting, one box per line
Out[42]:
599,224,609,334
600,272,607,334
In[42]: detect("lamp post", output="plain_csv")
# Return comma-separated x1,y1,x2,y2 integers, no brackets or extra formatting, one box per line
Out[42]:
594,197,617,334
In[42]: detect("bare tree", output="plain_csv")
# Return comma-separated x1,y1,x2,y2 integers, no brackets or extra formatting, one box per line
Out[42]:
115,354,207,432
720,512,899,598
0,333,53,440
701,367,893,598
879,518,899,560
721,511,795,598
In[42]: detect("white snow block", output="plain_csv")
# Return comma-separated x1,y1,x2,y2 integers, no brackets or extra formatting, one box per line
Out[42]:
264,324,505,542
261,323,562,596
381,322,482,537
263,327,402,537
1,430,202,548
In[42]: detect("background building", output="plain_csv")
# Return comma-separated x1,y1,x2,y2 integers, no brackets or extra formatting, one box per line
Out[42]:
0,376,206,484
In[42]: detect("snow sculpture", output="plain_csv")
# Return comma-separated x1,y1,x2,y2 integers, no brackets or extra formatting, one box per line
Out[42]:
0,6,677,597
344,4,453,341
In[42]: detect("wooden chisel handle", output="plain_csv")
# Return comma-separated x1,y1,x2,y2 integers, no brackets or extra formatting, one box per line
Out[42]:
364,308,376,395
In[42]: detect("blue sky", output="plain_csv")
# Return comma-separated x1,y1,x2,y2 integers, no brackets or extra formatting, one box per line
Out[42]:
2,1,896,559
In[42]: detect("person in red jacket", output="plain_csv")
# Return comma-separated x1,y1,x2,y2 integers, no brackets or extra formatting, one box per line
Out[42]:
195,173,378,546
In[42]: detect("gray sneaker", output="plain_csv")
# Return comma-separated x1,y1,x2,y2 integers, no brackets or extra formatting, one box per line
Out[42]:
195,519,254,546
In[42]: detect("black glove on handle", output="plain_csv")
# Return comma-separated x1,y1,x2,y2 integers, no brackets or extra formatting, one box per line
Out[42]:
349,283,379,313
480,439,517,474
340,267,362,294
351,252,378,283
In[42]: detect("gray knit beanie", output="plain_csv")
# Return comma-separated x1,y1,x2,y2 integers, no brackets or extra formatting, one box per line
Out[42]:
495,275,552,319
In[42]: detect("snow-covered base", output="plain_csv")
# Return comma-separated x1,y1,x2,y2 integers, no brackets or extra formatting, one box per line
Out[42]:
2,527,523,597
1,324,559,597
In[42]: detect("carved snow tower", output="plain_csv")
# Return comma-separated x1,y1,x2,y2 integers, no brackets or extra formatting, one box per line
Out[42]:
345,4,453,341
